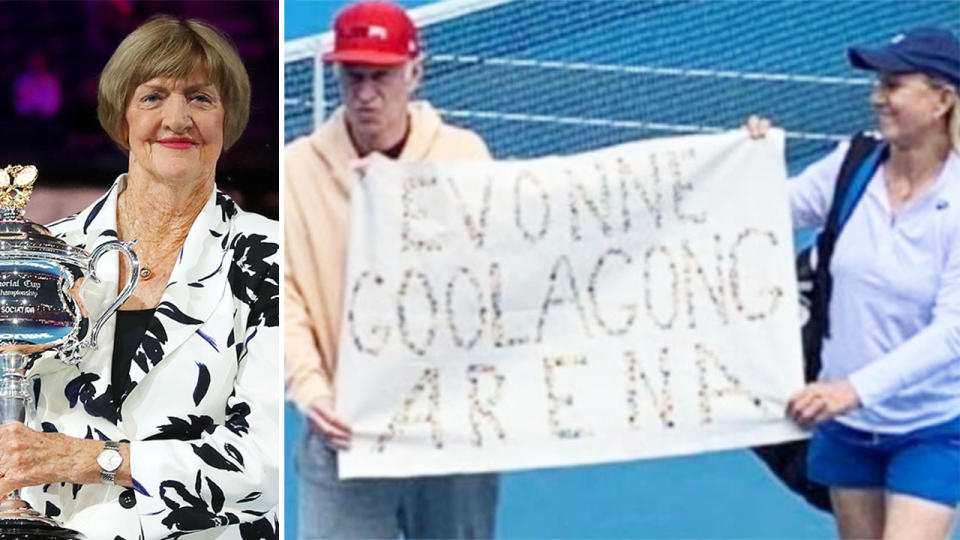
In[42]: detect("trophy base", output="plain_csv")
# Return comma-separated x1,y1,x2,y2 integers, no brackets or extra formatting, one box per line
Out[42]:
0,499,84,539
0,519,85,539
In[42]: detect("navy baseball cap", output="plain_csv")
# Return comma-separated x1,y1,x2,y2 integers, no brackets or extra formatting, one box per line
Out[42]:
848,27,960,89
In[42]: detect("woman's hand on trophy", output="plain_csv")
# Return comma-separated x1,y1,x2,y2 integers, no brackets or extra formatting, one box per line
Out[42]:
308,395,352,451
0,423,119,495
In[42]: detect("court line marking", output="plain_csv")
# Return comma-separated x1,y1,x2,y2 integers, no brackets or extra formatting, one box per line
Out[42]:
285,101,847,142
436,108,847,141
430,54,871,86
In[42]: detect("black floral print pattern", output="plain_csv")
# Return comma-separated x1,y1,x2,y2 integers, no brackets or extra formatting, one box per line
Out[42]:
23,177,279,539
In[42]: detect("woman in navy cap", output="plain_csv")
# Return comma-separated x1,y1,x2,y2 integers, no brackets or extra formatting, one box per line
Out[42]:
748,27,960,539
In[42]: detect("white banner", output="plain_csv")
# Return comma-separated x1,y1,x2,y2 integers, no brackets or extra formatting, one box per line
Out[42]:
337,129,806,478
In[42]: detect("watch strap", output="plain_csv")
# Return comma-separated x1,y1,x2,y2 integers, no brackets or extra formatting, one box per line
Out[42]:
99,469,116,485
99,440,121,485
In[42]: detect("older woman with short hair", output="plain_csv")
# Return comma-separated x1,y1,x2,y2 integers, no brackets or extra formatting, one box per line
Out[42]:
8,16,278,539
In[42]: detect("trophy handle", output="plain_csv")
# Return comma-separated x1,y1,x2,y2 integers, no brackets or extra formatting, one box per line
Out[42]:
60,240,140,365
87,240,140,349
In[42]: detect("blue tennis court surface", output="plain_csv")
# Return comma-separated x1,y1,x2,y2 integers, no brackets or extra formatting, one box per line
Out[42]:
284,1,960,537
286,403,842,538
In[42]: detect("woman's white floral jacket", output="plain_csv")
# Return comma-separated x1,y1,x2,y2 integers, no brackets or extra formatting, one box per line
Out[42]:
22,176,279,539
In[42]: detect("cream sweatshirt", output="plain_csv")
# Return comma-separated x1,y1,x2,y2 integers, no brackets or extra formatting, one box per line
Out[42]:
284,101,491,412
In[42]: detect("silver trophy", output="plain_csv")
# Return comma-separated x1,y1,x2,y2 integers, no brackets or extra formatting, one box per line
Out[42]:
0,165,138,538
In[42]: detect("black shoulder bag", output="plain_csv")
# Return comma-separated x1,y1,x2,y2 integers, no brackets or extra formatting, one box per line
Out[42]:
752,132,887,513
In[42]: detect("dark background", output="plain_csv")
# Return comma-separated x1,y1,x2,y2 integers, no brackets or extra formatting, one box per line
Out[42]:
1,0,278,220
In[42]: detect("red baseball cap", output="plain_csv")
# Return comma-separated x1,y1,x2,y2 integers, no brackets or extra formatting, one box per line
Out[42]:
323,1,420,65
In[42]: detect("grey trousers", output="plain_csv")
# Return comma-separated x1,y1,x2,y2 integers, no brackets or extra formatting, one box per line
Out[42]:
296,428,499,539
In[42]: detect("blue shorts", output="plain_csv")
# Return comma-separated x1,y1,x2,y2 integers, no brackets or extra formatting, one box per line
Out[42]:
808,416,960,507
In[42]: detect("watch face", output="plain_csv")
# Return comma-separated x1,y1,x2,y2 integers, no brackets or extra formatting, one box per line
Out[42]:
97,449,123,472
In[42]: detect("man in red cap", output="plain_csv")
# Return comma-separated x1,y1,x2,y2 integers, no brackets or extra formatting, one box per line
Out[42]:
285,2,498,537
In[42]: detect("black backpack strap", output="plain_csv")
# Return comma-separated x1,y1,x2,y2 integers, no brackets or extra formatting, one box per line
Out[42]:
812,132,887,340
753,133,888,515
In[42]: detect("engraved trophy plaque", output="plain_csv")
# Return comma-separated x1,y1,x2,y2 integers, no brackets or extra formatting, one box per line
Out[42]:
0,165,138,539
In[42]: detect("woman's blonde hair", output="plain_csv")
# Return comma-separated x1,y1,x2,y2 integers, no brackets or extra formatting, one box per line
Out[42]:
949,89,960,153
927,75,960,153
97,15,251,151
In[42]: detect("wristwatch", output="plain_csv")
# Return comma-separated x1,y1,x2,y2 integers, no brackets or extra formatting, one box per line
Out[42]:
97,441,123,485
